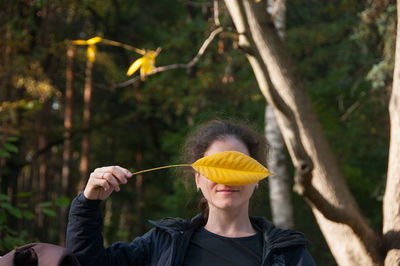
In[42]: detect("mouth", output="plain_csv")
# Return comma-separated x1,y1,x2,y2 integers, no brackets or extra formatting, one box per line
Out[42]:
216,189,240,194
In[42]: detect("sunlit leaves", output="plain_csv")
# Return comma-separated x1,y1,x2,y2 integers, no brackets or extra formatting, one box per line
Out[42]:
126,49,161,81
126,58,144,76
72,36,103,46
86,36,103,45
13,75,58,103
87,44,97,62
73,36,103,62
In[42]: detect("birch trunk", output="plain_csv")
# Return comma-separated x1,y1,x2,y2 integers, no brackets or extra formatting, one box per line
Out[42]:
223,0,384,264
265,0,294,229
382,1,400,264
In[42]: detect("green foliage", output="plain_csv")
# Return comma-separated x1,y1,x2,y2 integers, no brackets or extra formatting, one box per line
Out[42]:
0,193,33,252
0,136,19,159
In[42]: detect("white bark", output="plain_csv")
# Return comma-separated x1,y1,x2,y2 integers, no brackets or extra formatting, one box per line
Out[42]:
382,1,400,264
266,105,294,229
265,0,294,230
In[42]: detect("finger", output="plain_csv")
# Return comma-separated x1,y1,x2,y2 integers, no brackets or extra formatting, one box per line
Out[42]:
118,166,133,178
102,173,120,191
109,166,128,184
93,166,132,179
90,177,111,191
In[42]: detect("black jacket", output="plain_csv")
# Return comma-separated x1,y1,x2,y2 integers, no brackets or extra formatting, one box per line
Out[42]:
66,194,316,266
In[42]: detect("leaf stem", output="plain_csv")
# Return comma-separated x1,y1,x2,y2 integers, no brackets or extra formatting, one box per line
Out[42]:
131,164,192,176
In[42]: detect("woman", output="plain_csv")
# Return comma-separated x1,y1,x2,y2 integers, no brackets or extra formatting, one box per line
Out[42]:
66,120,316,266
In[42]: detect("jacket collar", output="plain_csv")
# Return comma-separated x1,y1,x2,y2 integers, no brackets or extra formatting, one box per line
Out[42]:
148,214,205,233
250,216,310,247
150,214,309,246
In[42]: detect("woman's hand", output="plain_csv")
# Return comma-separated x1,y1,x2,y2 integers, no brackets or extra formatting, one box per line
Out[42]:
83,166,132,200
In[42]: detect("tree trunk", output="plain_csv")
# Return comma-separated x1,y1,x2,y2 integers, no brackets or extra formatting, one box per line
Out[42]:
266,105,294,229
77,58,93,194
60,43,75,245
382,1,400,264
223,0,384,264
265,0,294,230
135,152,145,235
36,100,51,240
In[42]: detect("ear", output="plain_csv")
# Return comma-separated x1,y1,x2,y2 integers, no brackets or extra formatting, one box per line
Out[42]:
195,171,200,187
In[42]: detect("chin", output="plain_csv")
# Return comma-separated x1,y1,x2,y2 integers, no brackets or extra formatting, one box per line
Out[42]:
214,200,242,210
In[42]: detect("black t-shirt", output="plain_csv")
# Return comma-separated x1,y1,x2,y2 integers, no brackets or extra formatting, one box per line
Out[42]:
182,227,264,266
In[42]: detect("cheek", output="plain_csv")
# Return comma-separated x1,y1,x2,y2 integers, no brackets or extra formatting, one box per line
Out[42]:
243,185,256,197
197,176,216,194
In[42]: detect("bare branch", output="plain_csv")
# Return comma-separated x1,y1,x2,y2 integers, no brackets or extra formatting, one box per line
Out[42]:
102,39,145,55
112,27,223,89
340,91,366,122
214,0,221,27
270,0,283,21
187,26,223,67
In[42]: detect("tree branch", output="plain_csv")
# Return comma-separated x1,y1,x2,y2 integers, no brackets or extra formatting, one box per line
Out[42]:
112,27,223,89
214,0,221,27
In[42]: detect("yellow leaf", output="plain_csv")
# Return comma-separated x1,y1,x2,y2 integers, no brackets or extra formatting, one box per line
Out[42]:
145,50,156,62
140,58,153,81
139,51,156,80
130,151,270,186
126,58,144,76
126,50,157,79
87,45,97,62
86,36,102,45
73,40,88,45
191,151,271,186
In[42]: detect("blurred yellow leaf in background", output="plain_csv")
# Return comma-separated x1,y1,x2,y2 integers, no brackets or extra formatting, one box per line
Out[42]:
126,58,144,76
87,45,97,62
86,36,102,45
72,36,102,62
126,48,161,81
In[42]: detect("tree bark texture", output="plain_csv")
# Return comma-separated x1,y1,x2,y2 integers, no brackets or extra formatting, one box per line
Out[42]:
382,1,400,264
60,43,75,245
265,0,294,230
223,0,384,264
266,105,294,229
78,58,93,194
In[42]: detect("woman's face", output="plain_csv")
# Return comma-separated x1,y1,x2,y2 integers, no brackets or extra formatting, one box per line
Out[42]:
195,136,257,212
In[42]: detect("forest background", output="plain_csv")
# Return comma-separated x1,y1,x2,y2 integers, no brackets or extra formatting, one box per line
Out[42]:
0,0,395,265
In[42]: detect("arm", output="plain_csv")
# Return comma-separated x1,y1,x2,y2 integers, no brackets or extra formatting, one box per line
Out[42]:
66,193,106,265
66,166,151,266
